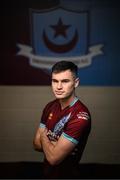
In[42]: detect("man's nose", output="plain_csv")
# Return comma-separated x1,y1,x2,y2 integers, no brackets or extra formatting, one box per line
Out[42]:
57,82,62,89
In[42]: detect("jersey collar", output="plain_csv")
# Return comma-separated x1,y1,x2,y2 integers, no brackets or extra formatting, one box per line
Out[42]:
69,97,79,107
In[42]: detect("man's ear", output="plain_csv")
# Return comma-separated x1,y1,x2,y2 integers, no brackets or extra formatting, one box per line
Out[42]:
75,78,80,88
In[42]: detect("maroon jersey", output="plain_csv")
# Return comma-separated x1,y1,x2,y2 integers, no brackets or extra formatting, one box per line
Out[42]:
40,97,91,178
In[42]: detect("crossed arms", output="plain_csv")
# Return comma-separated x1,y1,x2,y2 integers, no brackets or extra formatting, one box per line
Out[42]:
33,127,76,165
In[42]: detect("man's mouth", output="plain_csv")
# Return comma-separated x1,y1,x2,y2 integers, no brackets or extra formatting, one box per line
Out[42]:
55,91,64,95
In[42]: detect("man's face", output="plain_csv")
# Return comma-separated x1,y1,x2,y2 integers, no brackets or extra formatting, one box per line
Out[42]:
51,70,79,99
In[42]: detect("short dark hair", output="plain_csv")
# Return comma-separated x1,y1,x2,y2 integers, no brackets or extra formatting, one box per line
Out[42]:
51,61,78,78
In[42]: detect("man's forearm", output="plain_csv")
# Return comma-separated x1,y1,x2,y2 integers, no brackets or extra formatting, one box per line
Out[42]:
41,129,76,165
33,143,43,152
41,133,57,165
33,138,43,152
33,127,46,152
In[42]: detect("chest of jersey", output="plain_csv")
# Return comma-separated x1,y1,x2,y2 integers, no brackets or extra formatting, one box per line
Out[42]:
46,104,72,136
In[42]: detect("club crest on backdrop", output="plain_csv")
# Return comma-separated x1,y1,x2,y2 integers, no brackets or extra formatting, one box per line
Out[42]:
16,7,104,70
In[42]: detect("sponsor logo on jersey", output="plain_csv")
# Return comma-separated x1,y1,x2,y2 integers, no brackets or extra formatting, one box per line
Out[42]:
47,112,71,140
77,112,89,120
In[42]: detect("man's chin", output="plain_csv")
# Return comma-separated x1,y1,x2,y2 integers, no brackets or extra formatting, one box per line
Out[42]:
55,94,65,99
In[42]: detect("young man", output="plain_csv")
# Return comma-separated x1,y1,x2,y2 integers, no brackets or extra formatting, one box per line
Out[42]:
33,61,91,178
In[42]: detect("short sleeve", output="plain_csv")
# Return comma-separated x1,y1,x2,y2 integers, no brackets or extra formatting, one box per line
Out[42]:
39,102,52,128
62,111,91,144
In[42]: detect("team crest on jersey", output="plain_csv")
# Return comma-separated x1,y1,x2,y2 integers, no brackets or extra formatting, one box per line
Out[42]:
48,113,53,120
16,7,103,70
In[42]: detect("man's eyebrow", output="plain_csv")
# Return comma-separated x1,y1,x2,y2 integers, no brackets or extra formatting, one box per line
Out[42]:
61,79,70,81
52,78,58,82
52,78,70,81
52,78,57,80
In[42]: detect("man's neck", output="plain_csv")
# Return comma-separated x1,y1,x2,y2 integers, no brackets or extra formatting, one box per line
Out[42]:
59,95,76,110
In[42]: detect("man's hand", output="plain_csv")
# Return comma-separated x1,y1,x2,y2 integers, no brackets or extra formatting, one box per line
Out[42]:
33,127,46,152
40,128,48,141
33,127,59,151
47,130,59,141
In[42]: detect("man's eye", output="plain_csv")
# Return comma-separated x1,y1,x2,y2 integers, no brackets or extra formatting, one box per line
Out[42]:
52,80,58,83
62,80,70,83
